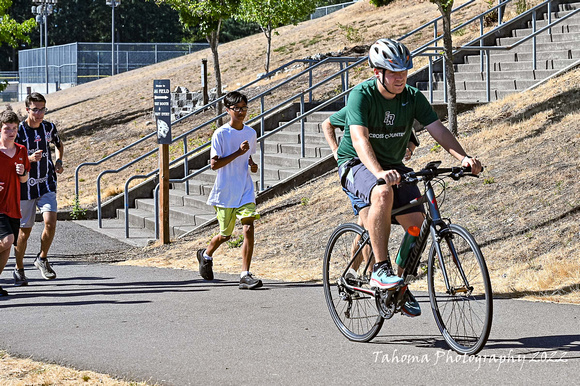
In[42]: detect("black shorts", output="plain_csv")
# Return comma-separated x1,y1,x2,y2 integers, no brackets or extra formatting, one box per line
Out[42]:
0,214,20,246
338,158,424,222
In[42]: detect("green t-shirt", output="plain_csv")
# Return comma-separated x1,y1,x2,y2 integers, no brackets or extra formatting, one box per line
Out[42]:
336,79,438,168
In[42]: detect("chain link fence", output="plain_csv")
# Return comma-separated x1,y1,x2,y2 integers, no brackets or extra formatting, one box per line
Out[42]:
17,42,209,99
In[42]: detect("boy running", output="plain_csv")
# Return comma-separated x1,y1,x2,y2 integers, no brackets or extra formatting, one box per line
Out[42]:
0,110,30,296
196,91,262,290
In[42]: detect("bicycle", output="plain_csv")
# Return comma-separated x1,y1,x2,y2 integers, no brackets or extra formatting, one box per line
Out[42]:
323,161,493,355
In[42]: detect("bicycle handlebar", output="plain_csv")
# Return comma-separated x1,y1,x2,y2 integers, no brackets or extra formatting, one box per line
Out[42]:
376,161,484,186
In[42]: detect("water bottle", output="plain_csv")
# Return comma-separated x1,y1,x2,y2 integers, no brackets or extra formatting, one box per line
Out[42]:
395,226,420,269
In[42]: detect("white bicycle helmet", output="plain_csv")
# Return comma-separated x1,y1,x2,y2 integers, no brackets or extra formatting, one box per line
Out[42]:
368,38,413,72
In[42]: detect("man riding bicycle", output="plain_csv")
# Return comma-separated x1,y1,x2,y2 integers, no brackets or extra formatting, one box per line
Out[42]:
336,38,482,317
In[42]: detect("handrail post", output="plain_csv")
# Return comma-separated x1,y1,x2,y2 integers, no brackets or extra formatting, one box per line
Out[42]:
97,178,103,228
260,95,265,191
308,62,313,102
344,59,350,105
124,178,133,238
183,136,189,195
340,61,345,95
433,21,438,46
300,94,305,159
429,56,434,103
486,49,491,102
532,10,537,71
548,1,552,36
480,16,485,73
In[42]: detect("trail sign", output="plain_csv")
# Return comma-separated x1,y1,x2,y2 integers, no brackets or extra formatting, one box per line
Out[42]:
154,79,171,144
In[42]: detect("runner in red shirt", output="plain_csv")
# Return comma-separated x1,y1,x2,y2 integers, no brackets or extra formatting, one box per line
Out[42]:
0,110,30,297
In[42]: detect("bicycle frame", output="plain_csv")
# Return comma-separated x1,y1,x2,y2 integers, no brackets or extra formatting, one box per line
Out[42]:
342,176,473,298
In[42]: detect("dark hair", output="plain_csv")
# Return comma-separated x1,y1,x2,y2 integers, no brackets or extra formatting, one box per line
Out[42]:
224,91,248,108
25,92,46,108
0,110,20,125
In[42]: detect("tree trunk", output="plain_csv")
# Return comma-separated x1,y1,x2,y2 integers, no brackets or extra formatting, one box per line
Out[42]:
438,3,458,136
207,20,224,125
264,22,272,73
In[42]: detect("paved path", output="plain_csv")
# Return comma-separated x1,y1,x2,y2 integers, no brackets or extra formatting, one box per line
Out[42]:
1,222,578,385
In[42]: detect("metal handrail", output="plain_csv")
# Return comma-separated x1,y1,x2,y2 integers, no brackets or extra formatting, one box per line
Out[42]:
76,0,484,208
75,57,318,203
416,0,578,102
152,88,354,238
120,0,522,237
84,0,573,238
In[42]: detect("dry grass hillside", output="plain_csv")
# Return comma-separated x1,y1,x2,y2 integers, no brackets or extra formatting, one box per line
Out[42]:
123,68,580,304
4,0,543,208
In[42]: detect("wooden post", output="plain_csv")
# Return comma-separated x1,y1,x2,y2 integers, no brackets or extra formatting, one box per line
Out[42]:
159,143,170,244
154,79,172,244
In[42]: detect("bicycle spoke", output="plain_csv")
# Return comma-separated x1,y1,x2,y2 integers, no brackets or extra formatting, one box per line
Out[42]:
323,223,383,342
428,224,492,355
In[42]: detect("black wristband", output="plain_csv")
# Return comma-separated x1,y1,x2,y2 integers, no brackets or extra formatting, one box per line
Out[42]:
55,159,63,166
18,170,27,177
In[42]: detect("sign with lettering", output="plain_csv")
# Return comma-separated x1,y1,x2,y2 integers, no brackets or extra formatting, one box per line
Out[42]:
154,79,172,144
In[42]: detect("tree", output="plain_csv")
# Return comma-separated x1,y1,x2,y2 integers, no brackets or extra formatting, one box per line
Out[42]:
0,0,35,89
236,0,316,73
156,0,237,120
431,0,458,135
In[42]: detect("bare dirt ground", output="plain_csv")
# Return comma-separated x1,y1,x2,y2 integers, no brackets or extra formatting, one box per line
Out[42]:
2,0,577,384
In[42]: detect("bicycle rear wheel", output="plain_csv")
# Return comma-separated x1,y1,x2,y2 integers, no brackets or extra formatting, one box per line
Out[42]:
428,224,493,355
323,223,383,342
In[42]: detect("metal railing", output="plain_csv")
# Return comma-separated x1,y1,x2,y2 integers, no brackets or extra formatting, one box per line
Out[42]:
75,0,578,238
414,0,579,103
119,56,362,237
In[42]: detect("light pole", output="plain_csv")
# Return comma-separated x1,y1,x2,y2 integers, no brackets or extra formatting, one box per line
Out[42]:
31,0,57,94
106,0,121,76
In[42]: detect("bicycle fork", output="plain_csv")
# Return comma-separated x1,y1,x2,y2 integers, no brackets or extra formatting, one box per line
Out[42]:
431,227,473,296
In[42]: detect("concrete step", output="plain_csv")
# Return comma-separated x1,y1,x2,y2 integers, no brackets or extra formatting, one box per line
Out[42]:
417,78,537,91
421,89,516,103
497,32,580,46
513,23,580,37
276,120,323,134
134,198,214,226
444,69,558,82
529,12,580,30
455,58,578,72
254,150,322,168
266,130,330,146
261,142,332,157
118,208,210,238
301,111,335,123
463,49,580,64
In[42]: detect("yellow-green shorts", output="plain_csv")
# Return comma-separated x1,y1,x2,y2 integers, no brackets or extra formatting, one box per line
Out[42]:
214,203,260,237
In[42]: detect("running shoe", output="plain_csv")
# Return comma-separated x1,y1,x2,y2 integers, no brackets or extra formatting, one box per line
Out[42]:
401,290,421,317
13,269,29,286
34,256,57,280
196,249,214,280
239,273,263,290
370,263,403,290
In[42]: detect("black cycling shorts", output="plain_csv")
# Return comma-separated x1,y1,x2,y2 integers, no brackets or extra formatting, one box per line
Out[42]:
0,214,20,246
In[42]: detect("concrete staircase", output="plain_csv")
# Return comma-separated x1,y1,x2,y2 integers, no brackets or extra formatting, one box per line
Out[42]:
106,1,580,243
116,111,335,238
414,0,580,102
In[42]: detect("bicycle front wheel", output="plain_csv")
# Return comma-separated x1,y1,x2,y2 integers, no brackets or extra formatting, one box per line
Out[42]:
323,223,383,342
428,224,493,355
